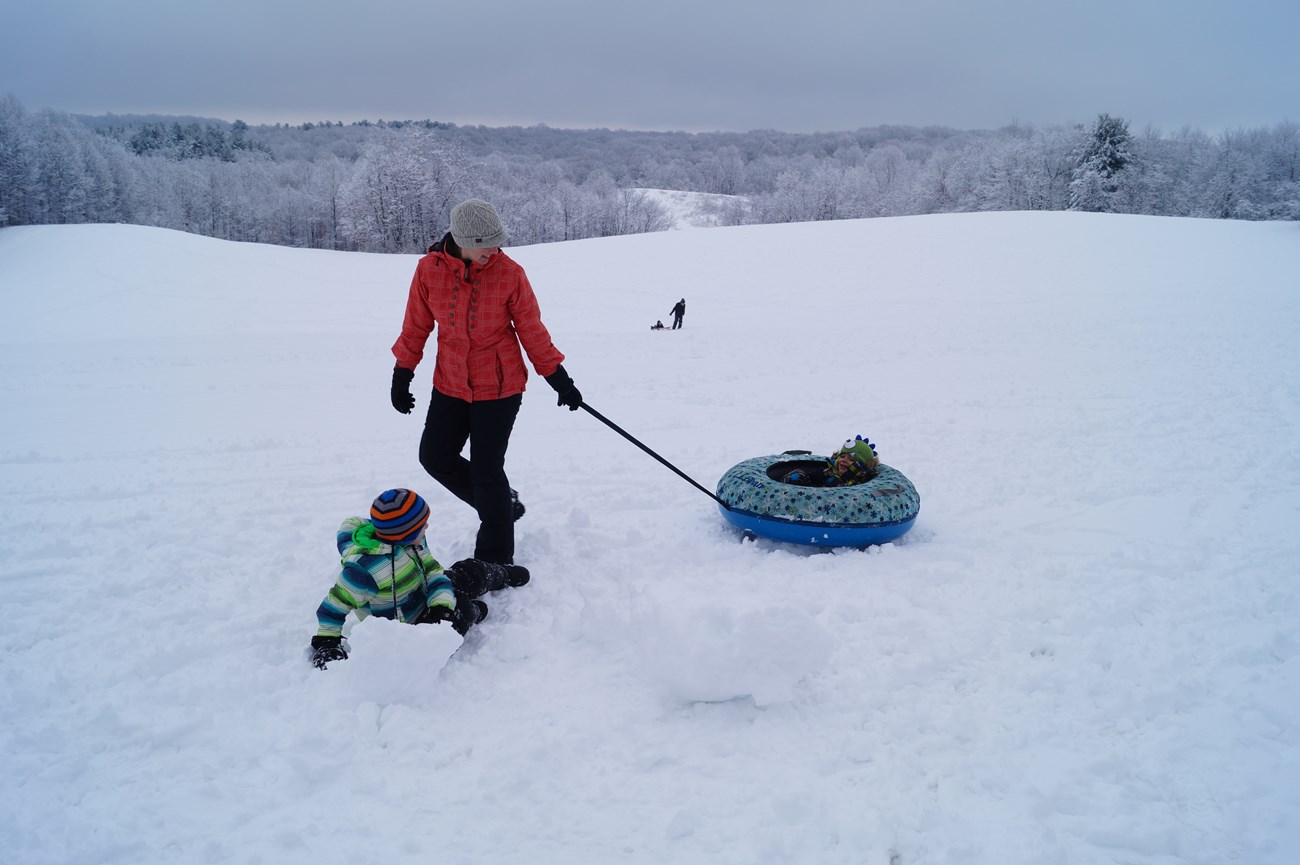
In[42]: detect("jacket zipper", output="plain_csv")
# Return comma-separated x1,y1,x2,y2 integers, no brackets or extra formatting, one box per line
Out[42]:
389,543,435,623
390,549,403,623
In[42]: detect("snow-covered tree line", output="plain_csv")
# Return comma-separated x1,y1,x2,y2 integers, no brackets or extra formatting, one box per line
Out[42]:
2,94,1297,251
0,97,674,251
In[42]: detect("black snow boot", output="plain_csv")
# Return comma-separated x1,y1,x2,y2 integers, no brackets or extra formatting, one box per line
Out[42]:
450,559,503,593
451,599,488,636
446,559,528,594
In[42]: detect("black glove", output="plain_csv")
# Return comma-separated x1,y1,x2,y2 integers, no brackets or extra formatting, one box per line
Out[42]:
545,364,582,411
451,599,489,636
310,635,348,670
391,367,416,414
414,602,455,625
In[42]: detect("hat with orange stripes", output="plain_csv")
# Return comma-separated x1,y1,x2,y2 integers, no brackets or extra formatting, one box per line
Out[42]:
369,488,430,545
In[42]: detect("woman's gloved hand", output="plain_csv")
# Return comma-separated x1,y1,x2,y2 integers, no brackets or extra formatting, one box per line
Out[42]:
544,364,582,411
391,367,416,414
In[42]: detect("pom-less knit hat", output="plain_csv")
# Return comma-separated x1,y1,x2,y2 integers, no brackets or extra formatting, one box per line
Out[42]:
836,435,879,467
450,199,509,249
369,488,430,545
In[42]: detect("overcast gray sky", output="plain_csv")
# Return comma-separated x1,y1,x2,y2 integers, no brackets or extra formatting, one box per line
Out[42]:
4,0,1297,133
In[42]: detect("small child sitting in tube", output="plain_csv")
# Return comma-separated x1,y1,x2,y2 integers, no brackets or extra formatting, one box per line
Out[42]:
779,436,881,487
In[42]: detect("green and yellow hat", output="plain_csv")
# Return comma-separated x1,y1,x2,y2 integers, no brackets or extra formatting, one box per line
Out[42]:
836,435,878,467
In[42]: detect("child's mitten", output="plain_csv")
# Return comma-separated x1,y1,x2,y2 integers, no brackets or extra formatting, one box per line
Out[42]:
451,599,488,636
310,635,349,670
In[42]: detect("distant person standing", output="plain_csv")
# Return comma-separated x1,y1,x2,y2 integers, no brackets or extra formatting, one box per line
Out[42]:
670,298,686,329
389,199,583,565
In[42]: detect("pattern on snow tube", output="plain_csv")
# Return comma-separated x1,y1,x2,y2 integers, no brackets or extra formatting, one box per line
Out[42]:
716,454,921,528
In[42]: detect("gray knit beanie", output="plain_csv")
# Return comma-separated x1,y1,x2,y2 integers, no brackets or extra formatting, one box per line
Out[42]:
450,199,509,248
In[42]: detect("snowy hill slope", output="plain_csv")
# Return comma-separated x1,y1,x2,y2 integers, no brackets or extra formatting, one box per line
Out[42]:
1,214,1298,865
634,187,743,228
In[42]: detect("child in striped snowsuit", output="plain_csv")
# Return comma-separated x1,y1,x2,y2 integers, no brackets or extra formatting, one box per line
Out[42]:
309,488,529,670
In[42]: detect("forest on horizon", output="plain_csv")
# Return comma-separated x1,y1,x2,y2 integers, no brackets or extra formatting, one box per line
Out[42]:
2,93,1297,253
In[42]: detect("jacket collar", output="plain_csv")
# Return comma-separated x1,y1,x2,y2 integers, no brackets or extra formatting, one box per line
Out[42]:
430,232,508,277
352,520,426,554
430,232,460,257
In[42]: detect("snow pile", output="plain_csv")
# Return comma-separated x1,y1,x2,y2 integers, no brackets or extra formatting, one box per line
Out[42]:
1,213,1299,864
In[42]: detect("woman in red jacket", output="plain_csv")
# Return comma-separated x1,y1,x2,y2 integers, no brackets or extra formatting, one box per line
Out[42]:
389,199,582,565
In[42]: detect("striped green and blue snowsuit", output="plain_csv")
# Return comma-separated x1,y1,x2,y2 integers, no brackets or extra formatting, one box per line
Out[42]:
314,517,456,638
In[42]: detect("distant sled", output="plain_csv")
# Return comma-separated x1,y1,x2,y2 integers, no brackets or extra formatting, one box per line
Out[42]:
716,452,920,547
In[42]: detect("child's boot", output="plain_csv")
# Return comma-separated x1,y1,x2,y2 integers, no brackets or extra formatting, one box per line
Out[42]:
481,561,529,590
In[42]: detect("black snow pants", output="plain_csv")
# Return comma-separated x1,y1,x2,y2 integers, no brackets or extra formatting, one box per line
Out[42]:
418,387,522,564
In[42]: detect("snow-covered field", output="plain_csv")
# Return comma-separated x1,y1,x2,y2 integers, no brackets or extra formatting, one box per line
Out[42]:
2,212,1298,865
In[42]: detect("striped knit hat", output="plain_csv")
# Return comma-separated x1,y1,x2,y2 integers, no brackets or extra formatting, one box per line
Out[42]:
369,488,430,545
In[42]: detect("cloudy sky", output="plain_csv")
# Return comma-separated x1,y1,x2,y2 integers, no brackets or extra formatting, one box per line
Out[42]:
5,0,1297,133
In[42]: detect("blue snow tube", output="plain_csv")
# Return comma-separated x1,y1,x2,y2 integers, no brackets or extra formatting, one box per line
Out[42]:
716,453,920,547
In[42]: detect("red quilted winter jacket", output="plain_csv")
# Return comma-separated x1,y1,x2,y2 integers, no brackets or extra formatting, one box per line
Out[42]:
392,239,566,402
